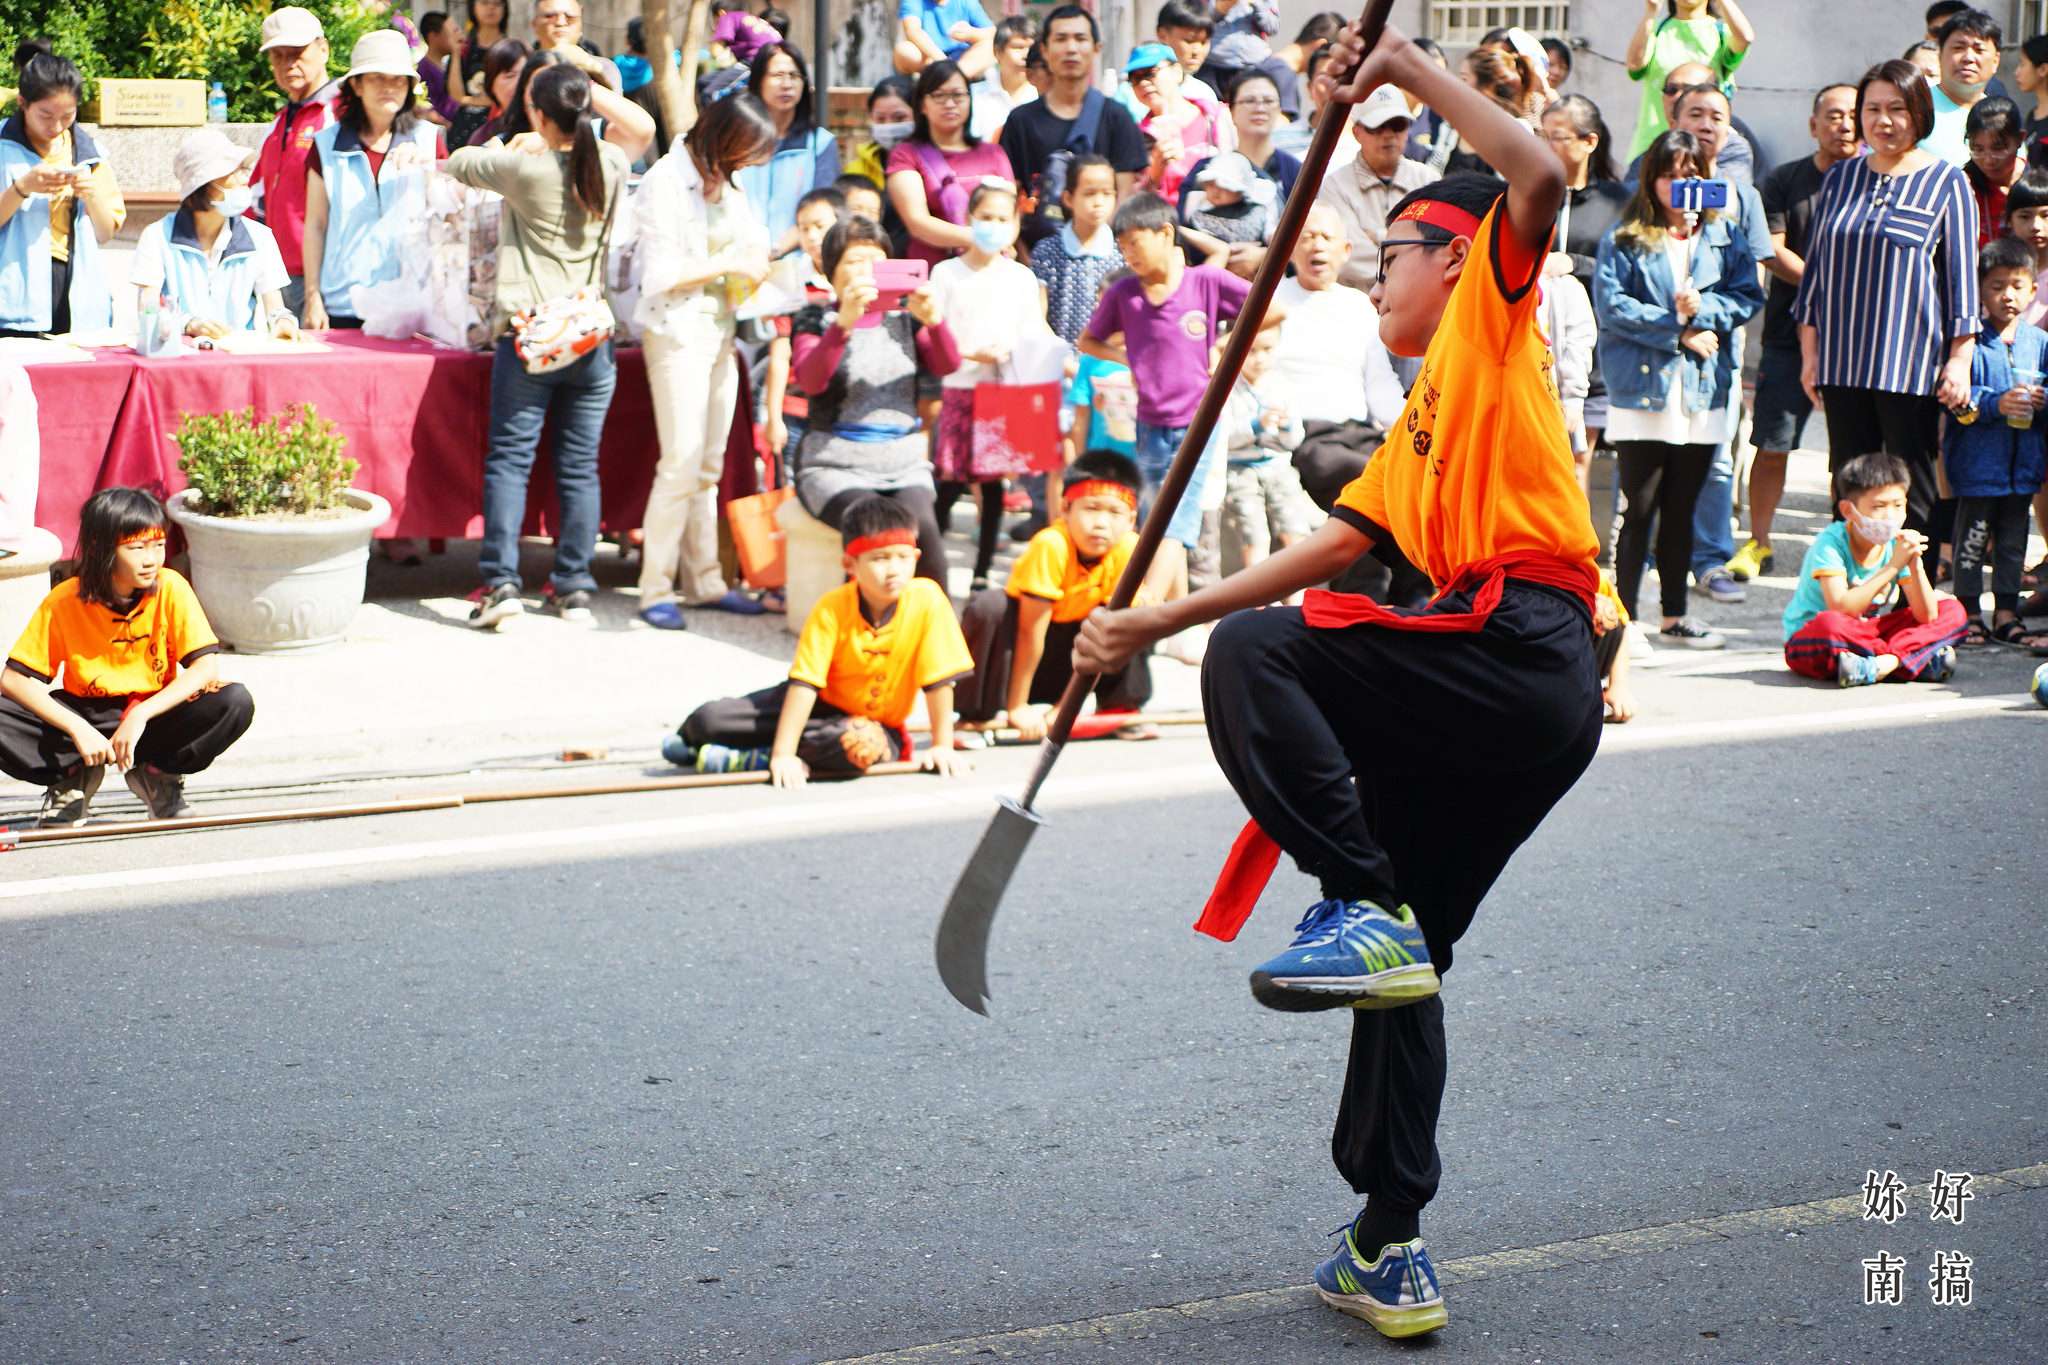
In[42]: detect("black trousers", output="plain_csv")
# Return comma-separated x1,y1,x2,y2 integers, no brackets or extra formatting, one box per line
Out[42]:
680,682,907,777
935,481,1005,582
955,588,1151,723
1818,385,1942,573
819,487,950,586
1201,586,1601,1211
1953,493,2033,615
0,685,255,787
1613,440,1715,620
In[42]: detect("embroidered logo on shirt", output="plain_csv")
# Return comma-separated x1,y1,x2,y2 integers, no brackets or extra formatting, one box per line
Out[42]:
1178,310,1209,339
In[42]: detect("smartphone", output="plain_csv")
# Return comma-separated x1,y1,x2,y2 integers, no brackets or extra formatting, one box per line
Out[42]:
867,258,929,314
1670,178,1729,213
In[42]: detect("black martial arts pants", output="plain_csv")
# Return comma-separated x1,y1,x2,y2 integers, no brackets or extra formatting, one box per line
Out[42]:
955,588,1152,723
1201,583,1601,1214
680,683,906,777
0,685,255,787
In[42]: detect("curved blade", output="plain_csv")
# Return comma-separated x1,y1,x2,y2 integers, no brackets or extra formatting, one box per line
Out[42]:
935,796,1046,1015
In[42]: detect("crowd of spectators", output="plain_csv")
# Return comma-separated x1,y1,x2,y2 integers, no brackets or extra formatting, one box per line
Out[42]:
5,1,2048,815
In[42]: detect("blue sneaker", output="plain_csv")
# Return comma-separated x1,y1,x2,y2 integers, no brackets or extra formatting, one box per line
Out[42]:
659,734,696,767
1313,1229,1448,1339
1924,643,1957,684
1249,899,1440,1012
695,743,769,773
1836,652,1888,687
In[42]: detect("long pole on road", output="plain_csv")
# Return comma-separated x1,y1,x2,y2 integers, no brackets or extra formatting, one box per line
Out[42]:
933,0,1399,1016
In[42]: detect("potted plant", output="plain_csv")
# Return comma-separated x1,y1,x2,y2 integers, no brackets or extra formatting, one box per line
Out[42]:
164,403,391,652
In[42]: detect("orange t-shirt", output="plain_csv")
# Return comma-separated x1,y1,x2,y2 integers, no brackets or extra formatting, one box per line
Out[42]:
789,578,974,725
1333,204,1598,593
6,569,219,698
1005,523,1138,624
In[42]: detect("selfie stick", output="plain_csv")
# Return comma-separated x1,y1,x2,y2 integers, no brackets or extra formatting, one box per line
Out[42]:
934,0,1399,1015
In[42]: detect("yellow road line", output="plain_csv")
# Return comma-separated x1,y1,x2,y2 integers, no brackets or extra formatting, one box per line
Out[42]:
819,1162,2048,1362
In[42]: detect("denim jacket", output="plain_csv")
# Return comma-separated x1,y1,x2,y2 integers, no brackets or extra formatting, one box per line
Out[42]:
1945,317,2048,498
1593,214,1762,416
0,117,113,333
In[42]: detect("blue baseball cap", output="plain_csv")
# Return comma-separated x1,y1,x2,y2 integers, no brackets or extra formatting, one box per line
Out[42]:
1124,42,1176,76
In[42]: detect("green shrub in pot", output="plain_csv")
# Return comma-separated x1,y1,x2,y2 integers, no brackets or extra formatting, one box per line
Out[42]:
163,403,391,652
173,404,358,518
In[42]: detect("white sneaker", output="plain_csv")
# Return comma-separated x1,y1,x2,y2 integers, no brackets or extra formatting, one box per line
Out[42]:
1659,616,1726,650
1625,621,1655,662
1158,624,1209,666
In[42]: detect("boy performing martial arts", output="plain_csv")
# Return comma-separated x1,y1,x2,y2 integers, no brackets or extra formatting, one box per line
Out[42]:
1076,16,1600,1342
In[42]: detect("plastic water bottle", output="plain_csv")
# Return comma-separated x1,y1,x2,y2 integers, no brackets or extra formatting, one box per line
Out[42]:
207,82,228,124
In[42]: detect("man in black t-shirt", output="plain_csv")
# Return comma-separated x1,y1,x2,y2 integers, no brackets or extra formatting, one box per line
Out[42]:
1001,4,1149,244
1727,83,1862,582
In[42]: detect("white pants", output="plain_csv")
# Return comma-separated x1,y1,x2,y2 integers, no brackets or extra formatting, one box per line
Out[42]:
640,322,740,607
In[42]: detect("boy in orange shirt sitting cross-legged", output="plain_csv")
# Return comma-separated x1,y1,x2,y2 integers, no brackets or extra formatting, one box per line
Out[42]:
957,449,1153,741
664,496,974,786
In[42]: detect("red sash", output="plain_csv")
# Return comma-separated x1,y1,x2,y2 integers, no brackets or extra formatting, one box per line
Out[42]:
1191,553,1596,942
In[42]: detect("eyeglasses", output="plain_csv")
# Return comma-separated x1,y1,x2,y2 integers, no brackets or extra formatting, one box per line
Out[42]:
1233,96,1280,109
1376,237,1441,285
925,89,971,105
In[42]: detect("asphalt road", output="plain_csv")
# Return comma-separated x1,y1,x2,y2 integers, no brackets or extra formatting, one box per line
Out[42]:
3,694,2045,1363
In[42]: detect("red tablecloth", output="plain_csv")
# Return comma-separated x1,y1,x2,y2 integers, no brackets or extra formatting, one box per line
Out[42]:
29,332,757,553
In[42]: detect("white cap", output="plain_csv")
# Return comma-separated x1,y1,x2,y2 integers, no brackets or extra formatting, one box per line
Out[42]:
173,128,255,201
344,29,417,81
1196,152,1258,195
258,7,325,53
1351,84,1413,129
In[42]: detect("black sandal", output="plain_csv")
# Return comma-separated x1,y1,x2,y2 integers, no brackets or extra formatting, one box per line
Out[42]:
1989,618,2048,651
1959,617,1993,648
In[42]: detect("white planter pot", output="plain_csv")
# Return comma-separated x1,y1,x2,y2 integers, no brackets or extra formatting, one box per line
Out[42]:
165,488,392,653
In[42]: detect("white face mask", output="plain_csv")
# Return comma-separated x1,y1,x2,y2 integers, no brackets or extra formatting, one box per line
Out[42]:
1848,506,1905,545
970,219,1016,253
870,121,914,148
213,185,255,218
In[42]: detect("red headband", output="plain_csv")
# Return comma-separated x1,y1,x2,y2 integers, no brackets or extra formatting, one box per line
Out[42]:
1065,480,1138,510
1392,199,1483,240
846,527,919,558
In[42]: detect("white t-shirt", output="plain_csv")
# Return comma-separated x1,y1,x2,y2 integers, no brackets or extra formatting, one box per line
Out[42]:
929,253,1046,389
969,76,1038,142
1271,277,1407,429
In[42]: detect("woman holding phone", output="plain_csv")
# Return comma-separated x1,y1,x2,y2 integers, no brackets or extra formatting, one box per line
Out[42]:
789,216,960,584
0,44,124,337
1594,128,1762,649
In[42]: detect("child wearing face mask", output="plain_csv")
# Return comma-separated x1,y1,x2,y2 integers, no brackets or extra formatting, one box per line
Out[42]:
930,178,1055,588
130,129,299,344
845,76,918,192
1781,452,1968,686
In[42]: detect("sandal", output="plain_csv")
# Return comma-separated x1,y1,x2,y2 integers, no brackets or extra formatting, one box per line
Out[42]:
1959,617,1993,648
1990,618,2048,651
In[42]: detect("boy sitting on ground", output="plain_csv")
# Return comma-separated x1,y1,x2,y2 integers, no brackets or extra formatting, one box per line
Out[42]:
664,497,973,785
958,449,1152,740
1782,453,1969,686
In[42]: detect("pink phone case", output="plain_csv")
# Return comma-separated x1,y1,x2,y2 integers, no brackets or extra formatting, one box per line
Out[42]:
868,259,929,314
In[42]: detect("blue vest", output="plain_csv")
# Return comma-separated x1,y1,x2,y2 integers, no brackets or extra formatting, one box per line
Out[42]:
735,126,836,242
148,209,272,333
311,120,437,316
0,116,113,334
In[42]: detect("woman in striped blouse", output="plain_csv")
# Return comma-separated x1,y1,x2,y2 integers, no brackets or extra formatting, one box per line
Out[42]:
1794,60,1978,567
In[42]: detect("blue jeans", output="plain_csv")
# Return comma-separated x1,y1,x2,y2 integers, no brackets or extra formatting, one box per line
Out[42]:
1688,400,1744,579
1134,420,1223,549
481,336,617,594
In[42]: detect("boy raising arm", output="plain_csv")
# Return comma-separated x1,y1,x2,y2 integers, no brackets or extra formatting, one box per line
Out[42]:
1076,16,1582,1344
